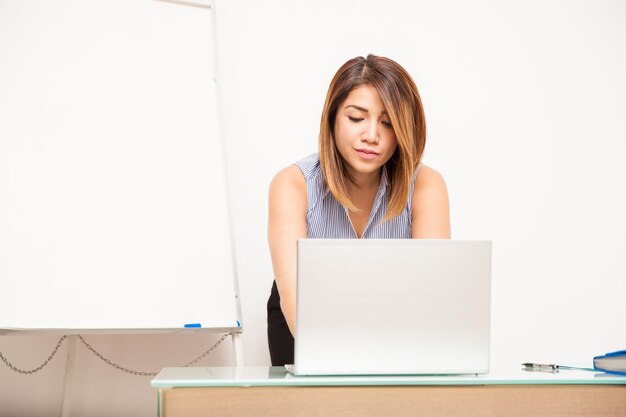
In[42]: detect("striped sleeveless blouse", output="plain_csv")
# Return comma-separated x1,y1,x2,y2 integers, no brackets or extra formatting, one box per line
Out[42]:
266,153,422,366
296,153,421,239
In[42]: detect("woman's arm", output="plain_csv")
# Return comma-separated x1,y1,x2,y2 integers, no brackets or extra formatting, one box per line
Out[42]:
411,165,451,238
268,165,308,336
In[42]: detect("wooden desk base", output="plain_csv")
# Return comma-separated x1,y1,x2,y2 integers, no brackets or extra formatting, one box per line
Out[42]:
159,385,626,417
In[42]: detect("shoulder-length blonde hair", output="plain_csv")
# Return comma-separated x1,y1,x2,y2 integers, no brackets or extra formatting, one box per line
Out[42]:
319,54,427,221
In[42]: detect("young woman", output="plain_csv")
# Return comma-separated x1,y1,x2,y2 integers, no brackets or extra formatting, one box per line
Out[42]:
267,55,450,366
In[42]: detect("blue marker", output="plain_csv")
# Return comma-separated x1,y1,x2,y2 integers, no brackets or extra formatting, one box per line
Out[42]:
236,321,241,327
184,323,201,328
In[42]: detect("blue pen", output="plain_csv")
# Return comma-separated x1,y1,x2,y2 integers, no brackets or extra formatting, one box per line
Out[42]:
184,323,202,328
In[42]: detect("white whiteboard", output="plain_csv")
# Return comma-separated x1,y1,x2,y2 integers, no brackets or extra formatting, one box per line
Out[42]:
0,0,241,331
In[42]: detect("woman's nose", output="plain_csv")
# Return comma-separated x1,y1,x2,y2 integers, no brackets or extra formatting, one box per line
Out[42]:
361,121,379,144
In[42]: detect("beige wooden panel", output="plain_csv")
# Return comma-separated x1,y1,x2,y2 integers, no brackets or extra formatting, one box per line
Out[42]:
159,385,626,417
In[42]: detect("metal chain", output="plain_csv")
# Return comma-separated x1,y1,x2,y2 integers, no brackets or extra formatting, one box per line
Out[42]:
76,335,158,377
0,335,68,375
77,333,231,377
1,333,230,377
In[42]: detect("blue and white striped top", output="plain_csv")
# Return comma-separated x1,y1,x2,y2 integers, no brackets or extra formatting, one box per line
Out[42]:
295,153,421,239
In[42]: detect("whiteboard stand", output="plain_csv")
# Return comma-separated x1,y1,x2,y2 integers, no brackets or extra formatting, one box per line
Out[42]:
231,331,244,366
61,335,77,417
0,2,244,414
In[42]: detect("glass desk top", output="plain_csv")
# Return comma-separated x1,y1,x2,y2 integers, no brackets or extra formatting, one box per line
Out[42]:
151,366,626,388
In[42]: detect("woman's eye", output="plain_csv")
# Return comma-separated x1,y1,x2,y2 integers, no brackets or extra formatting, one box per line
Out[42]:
348,116,364,122
382,120,393,128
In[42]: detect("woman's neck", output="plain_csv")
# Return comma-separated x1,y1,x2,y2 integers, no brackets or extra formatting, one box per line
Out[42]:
346,168,381,195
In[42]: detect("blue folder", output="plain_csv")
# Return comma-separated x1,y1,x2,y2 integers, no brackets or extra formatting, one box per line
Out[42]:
593,350,626,376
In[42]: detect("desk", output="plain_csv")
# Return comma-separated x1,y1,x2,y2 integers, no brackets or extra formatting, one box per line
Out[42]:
151,366,626,417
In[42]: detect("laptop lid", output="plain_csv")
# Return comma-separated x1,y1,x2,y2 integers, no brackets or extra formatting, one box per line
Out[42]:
293,239,491,376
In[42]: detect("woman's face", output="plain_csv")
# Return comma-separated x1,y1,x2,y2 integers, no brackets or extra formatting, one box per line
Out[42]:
333,84,398,179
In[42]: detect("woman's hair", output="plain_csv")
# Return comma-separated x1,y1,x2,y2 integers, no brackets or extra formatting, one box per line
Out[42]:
318,54,426,221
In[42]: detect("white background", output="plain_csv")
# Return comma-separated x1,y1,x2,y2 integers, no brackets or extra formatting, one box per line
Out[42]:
1,0,625,416
216,0,626,368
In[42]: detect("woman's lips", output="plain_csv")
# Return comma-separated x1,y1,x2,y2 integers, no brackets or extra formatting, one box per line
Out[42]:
356,148,379,160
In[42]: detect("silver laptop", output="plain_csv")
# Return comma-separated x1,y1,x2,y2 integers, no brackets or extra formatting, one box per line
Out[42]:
289,239,491,376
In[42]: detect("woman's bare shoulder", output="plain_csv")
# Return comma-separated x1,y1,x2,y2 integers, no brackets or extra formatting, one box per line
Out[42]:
414,164,447,190
411,164,450,238
269,164,307,209
270,164,306,192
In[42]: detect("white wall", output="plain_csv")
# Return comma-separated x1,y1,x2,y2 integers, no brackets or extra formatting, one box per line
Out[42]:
1,1,625,416
216,0,626,368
